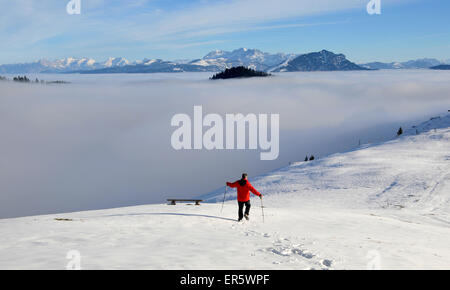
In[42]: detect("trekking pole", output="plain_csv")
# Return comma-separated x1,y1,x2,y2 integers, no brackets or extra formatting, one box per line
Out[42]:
260,196,265,223
221,186,227,214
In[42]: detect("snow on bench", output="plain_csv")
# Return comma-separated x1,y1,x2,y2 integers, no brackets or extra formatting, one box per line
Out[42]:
167,199,203,206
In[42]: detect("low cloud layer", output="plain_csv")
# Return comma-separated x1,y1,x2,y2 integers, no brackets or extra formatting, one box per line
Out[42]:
0,70,449,218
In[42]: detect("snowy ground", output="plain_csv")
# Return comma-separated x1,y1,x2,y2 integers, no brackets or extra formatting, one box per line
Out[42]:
0,114,449,269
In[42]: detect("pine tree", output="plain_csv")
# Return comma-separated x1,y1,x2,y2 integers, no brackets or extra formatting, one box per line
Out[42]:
304,156,308,162
309,155,315,161
397,127,403,136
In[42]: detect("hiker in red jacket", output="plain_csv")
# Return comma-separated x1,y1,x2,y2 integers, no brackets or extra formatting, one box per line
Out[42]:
226,173,262,221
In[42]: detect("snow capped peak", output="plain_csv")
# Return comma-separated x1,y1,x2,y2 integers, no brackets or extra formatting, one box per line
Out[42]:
64,57,76,64
102,57,130,67
85,58,96,66
34,57,100,71
203,50,226,59
142,59,159,66
198,48,297,71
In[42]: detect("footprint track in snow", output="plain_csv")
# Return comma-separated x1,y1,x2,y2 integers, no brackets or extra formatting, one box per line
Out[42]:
264,240,334,269
229,220,334,269
240,228,334,269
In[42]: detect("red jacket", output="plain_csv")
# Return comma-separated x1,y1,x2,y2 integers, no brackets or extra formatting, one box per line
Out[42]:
227,180,261,202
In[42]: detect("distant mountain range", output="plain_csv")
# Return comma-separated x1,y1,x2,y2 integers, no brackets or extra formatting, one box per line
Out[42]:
430,65,450,70
0,48,448,74
79,48,298,74
360,58,444,70
0,57,131,74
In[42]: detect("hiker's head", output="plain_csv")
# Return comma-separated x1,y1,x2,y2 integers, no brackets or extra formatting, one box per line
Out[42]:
239,173,248,186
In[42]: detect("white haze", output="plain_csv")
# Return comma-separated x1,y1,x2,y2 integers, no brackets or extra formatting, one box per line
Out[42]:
0,70,449,219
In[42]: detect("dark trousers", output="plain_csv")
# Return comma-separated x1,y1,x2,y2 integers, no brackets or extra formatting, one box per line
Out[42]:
238,201,251,220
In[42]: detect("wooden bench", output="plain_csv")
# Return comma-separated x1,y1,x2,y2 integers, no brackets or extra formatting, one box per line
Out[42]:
167,199,203,206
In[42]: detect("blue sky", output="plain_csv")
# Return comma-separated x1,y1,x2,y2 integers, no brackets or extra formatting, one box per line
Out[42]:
0,0,449,64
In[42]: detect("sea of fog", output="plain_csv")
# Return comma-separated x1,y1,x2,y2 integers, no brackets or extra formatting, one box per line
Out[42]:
1,70,450,219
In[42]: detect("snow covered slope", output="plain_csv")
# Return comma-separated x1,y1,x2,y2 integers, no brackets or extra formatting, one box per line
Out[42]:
0,114,449,269
205,114,450,214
